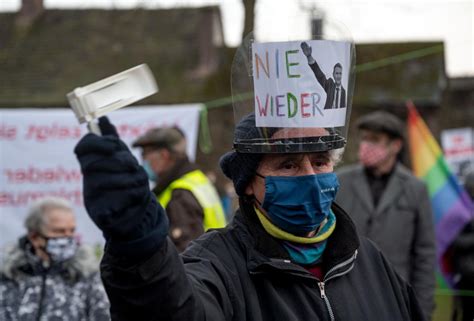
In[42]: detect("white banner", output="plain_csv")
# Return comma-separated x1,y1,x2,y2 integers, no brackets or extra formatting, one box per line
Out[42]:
252,40,350,128
0,105,202,250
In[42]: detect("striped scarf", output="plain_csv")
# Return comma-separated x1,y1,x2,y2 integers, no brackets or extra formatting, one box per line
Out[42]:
255,207,336,265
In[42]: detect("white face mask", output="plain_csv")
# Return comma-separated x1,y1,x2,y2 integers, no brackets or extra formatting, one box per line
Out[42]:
43,236,78,263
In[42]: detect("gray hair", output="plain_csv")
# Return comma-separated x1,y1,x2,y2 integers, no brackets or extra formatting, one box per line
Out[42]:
24,197,74,234
329,147,345,166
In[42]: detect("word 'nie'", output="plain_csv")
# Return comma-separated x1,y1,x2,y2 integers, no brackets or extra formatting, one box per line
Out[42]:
254,50,301,79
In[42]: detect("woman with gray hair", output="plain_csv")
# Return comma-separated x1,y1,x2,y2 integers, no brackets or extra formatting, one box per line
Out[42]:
0,197,110,321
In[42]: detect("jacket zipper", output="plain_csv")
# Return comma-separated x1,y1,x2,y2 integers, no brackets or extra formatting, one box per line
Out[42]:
317,282,335,321
36,273,47,321
316,250,358,321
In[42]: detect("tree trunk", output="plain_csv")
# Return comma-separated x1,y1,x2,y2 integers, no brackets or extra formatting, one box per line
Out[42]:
242,0,257,41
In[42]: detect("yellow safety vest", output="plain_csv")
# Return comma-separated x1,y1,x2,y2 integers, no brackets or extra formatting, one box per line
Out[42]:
157,170,227,231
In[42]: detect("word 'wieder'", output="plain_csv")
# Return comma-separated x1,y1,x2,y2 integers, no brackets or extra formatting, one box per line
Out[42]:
256,93,323,118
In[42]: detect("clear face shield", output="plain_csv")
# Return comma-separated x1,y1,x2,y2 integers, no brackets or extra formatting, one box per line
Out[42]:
231,19,356,155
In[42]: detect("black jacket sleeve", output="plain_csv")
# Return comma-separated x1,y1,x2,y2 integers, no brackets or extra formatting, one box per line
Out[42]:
365,239,427,321
100,237,234,321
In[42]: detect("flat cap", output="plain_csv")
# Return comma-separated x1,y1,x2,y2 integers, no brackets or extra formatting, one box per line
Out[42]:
356,111,404,139
132,127,185,150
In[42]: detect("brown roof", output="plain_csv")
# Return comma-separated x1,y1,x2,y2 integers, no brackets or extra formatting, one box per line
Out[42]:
0,6,227,107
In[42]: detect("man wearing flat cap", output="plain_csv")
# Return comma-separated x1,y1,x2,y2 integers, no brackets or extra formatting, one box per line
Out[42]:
336,111,436,319
132,127,226,252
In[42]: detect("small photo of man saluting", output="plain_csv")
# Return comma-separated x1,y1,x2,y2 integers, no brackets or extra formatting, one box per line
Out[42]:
301,41,346,109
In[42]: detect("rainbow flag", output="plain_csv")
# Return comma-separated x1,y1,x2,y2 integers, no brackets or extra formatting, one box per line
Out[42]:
407,101,474,286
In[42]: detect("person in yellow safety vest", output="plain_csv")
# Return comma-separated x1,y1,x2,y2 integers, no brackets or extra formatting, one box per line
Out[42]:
132,126,226,252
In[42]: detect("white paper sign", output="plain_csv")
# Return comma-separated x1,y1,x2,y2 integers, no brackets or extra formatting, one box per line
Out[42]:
441,127,474,180
252,40,351,128
0,105,202,250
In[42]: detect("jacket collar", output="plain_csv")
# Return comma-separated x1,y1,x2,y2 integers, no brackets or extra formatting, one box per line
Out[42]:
233,198,360,280
352,163,407,214
375,163,408,213
1,236,98,281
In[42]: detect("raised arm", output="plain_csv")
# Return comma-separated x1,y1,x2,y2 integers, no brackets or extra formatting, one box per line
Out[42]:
300,41,329,90
74,117,169,262
74,118,233,321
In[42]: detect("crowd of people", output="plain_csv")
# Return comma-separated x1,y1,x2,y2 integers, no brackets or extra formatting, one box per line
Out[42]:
1,38,473,321
1,115,473,320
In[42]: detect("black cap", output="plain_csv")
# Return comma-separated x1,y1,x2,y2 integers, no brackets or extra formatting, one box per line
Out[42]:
356,111,404,140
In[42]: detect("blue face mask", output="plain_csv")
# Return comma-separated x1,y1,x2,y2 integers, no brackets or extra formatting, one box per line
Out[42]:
142,160,158,182
260,173,339,235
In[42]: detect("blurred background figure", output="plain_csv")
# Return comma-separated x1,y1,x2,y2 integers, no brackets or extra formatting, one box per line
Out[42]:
336,111,436,319
0,197,110,321
205,170,238,222
451,169,474,321
133,126,226,252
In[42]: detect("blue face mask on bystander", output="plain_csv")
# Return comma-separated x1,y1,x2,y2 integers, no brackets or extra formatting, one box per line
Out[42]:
259,173,340,235
142,160,158,182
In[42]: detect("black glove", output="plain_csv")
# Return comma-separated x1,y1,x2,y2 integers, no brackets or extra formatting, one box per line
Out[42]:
75,117,168,259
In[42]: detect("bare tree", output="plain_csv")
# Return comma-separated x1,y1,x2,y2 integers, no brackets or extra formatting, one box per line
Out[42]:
241,0,256,40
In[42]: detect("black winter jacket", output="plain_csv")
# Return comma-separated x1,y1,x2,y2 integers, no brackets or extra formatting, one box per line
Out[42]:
100,200,425,321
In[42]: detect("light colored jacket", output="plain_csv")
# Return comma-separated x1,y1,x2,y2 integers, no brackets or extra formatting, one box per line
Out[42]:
0,237,110,321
